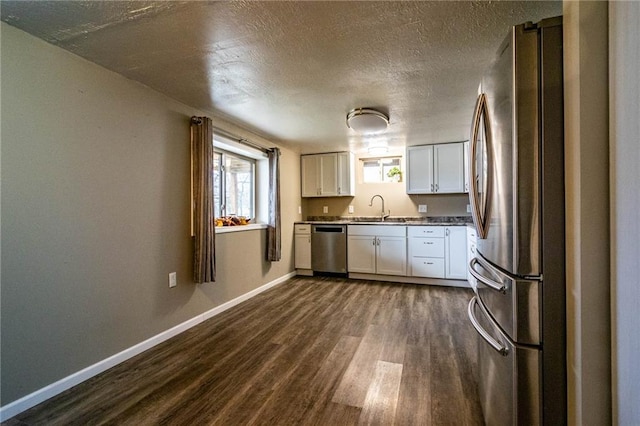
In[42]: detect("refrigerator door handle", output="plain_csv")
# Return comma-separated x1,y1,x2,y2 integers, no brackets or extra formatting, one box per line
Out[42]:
469,258,506,293
468,296,509,356
469,93,493,239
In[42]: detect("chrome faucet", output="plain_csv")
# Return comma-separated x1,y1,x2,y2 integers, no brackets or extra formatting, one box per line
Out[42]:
369,194,390,221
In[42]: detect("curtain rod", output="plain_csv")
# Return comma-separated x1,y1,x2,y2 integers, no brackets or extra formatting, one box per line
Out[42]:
191,116,273,153
212,125,271,153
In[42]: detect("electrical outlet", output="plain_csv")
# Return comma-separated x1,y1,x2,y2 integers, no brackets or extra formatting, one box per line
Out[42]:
467,204,472,213
169,272,177,288
348,205,354,214
418,204,427,213
323,206,328,214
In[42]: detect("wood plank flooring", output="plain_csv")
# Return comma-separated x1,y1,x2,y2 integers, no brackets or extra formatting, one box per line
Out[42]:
5,276,483,425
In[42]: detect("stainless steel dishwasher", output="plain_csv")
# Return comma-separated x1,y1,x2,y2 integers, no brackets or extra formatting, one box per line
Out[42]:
311,224,347,274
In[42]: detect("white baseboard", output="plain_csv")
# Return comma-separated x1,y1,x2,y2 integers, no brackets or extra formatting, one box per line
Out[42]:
348,272,470,288
0,271,296,422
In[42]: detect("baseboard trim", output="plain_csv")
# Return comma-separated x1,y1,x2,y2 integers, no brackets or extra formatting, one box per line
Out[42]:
0,271,296,422
348,272,469,288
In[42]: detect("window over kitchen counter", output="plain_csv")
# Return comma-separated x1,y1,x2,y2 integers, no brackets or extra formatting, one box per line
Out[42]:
361,156,402,183
213,150,255,219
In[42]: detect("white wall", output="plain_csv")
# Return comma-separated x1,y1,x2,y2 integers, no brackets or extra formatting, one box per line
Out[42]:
609,2,640,424
0,22,298,408
563,2,611,425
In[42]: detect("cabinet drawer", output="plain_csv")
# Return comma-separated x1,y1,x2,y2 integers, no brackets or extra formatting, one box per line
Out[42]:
294,224,311,234
408,237,445,258
407,226,445,238
411,257,445,278
348,225,406,237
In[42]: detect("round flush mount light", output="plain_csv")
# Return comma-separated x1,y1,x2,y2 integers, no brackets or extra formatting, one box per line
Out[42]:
346,108,389,133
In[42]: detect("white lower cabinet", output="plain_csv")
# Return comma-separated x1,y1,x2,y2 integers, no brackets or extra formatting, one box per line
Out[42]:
445,227,467,279
409,226,445,278
375,236,407,275
466,226,478,285
347,225,406,276
409,226,467,280
346,235,377,273
294,224,312,270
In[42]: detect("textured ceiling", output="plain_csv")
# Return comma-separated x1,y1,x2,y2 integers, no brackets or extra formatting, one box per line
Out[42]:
1,1,562,153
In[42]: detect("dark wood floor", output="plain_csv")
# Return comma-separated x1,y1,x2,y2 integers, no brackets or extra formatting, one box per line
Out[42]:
6,276,483,425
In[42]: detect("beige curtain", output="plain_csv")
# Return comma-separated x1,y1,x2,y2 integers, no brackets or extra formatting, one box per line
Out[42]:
266,147,281,261
191,116,216,283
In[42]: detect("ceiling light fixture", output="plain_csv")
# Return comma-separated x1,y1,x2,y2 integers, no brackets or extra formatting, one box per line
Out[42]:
346,108,389,133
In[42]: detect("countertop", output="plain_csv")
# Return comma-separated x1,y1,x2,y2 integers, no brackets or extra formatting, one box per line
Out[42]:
296,216,473,226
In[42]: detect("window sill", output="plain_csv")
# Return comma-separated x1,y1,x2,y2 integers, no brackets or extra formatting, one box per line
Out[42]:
215,223,268,234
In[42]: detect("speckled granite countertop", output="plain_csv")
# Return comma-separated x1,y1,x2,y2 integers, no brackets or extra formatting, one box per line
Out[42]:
296,216,473,226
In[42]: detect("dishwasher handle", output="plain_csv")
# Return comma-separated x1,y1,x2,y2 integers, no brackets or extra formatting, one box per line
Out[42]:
312,225,345,233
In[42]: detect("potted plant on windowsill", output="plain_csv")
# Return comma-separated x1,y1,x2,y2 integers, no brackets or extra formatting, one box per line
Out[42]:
387,166,402,182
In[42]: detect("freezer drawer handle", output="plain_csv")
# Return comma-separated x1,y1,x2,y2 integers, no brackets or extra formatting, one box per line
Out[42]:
468,258,506,293
467,297,509,356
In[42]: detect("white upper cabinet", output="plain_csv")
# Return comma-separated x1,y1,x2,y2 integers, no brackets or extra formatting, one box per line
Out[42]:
434,143,465,193
301,152,354,197
406,142,467,194
337,152,355,196
406,145,434,194
301,155,320,197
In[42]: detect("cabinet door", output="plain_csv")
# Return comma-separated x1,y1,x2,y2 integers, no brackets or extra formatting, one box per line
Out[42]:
445,227,467,279
347,235,377,273
463,141,470,193
376,236,407,276
337,152,355,196
406,145,434,194
319,153,338,196
301,155,320,197
294,234,312,269
466,226,477,284
434,143,465,193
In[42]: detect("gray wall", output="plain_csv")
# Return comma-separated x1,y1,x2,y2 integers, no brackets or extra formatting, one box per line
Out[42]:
1,23,298,404
610,2,640,424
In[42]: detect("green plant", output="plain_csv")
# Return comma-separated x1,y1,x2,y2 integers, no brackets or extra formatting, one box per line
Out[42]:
387,166,402,180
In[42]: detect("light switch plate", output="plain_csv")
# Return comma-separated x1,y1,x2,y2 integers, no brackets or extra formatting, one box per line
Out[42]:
323,206,328,214
348,205,354,214
467,204,472,213
418,204,427,213
298,206,302,214
169,272,177,288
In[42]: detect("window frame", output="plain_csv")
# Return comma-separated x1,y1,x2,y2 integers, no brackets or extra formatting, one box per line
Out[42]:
213,148,256,221
361,156,402,183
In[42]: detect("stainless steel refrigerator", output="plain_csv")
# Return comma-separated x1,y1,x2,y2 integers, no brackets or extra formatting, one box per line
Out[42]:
467,17,566,425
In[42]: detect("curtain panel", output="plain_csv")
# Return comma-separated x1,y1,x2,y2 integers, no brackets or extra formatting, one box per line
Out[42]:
266,147,282,261
191,116,216,283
